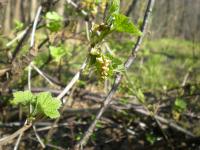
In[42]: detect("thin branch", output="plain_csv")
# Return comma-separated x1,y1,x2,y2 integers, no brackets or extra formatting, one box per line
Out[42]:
66,0,88,16
133,108,195,137
6,27,30,47
85,21,90,41
13,132,24,150
126,0,138,16
57,58,88,99
32,125,45,148
0,123,32,146
30,63,55,86
30,6,42,47
29,136,65,150
74,0,156,149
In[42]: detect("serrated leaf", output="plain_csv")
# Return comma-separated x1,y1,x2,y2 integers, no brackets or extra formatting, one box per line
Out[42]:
49,46,65,61
12,91,35,105
112,14,142,36
36,92,61,119
45,11,63,32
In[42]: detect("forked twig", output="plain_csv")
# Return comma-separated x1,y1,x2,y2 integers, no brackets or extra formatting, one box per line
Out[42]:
0,123,32,146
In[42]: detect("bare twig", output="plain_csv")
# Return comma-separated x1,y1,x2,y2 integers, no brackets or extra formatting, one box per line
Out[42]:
126,0,138,16
6,27,30,47
57,58,88,99
182,71,190,86
13,132,24,150
66,0,88,16
30,63,55,86
0,123,32,146
32,125,45,148
133,108,195,137
29,136,65,150
74,0,155,149
30,6,42,47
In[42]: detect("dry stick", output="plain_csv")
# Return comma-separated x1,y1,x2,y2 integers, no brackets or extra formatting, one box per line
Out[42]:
30,6,42,48
74,0,155,149
0,123,32,146
6,27,30,47
66,0,88,16
30,63,55,86
6,3,41,47
32,125,46,148
29,136,65,150
134,108,195,137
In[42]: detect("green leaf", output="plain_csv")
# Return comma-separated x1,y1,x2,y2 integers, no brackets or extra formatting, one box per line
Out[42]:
136,89,145,103
45,11,63,21
36,92,61,119
49,46,66,61
14,20,24,31
106,53,125,73
174,99,187,112
106,0,120,24
108,0,120,16
112,14,142,36
45,11,63,32
146,133,156,145
12,91,35,105
12,91,61,119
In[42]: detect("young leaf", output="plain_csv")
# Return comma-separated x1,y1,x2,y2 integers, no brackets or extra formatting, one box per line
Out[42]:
146,133,156,145
174,98,187,112
106,0,120,24
45,11,62,21
108,0,120,16
106,53,125,73
49,45,66,62
45,11,63,32
14,20,24,31
36,92,61,119
12,91,35,105
111,14,142,36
